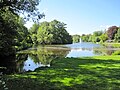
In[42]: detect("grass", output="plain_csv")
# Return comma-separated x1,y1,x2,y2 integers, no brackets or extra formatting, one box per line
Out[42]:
103,43,120,48
1,55,120,90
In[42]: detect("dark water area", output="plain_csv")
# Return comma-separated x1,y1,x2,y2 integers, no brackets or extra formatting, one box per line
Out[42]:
0,42,120,74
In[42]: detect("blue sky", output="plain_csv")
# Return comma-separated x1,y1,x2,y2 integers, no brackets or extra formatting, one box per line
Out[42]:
25,0,120,35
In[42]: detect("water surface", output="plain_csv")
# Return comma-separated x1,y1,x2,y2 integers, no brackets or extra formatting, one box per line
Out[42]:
1,42,120,74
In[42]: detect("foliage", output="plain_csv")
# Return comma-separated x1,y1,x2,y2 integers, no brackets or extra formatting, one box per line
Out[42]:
112,51,120,55
81,34,89,42
72,35,80,43
29,23,39,35
0,10,32,56
99,33,108,42
107,26,118,40
0,0,45,22
81,26,120,44
29,20,72,45
114,27,120,42
37,21,53,44
0,9,18,56
103,43,120,48
93,30,103,36
15,18,33,51
0,0,44,56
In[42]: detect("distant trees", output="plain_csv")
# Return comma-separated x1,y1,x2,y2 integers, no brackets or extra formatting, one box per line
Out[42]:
72,35,80,43
81,30,108,43
107,26,118,40
93,31,103,36
92,31,103,42
99,33,108,42
29,20,72,45
114,27,120,42
81,34,90,42
80,26,120,43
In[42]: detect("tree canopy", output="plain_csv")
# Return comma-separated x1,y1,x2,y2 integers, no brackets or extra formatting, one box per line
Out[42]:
0,0,45,21
80,26,120,43
72,35,80,43
107,26,118,40
29,20,72,44
0,0,44,56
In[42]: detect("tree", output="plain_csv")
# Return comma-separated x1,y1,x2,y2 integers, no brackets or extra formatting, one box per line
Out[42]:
93,31,103,36
72,35,80,43
0,9,18,56
0,0,44,56
0,0,45,21
49,20,72,44
29,23,39,44
117,28,120,42
114,27,120,42
99,33,108,42
30,20,72,44
107,26,118,40
81,34,89,42
15,18,33,51
37,22,53,44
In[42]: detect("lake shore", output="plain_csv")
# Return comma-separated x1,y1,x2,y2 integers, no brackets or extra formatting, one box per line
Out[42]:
1,55,120,90
102,43,120,48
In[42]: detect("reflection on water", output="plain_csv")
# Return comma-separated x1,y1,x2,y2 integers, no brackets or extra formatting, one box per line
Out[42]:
1,42,120,74
23,56,41,72
66,42,100,49
65,42,102,57
18,45,70,73
66,49,94,57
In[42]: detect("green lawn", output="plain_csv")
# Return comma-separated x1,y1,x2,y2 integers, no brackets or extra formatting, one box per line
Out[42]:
1,56,120,90
103,43,120,48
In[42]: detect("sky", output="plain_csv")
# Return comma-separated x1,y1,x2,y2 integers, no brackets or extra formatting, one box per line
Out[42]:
25,0,120,35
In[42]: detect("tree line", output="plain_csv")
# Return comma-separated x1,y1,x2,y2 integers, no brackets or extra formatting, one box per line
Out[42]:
29,20,72,45
81,26,120,43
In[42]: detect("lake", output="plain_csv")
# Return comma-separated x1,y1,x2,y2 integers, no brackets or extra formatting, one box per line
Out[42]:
1,42,120,74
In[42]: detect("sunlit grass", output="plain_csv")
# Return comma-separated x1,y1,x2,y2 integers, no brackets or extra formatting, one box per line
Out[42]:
103,43,120,48
2,55,120,90
93,55,120,60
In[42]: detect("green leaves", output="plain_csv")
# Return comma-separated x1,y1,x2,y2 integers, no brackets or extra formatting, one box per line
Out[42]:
30,20,72,45
72,35,80,43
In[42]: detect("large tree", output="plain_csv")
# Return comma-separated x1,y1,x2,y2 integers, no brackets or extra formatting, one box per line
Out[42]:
30,20,72,44
0,0,44,21
107,26,118,40
0,0,44,56
0,9,18,56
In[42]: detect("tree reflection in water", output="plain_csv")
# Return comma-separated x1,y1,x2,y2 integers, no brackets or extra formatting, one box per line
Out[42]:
0,45,70,74
1,45,120,74
24,45,70,71
93,48,120,56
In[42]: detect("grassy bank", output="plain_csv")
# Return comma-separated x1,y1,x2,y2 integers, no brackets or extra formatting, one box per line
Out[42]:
1,56,120,90
103,43,120,48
